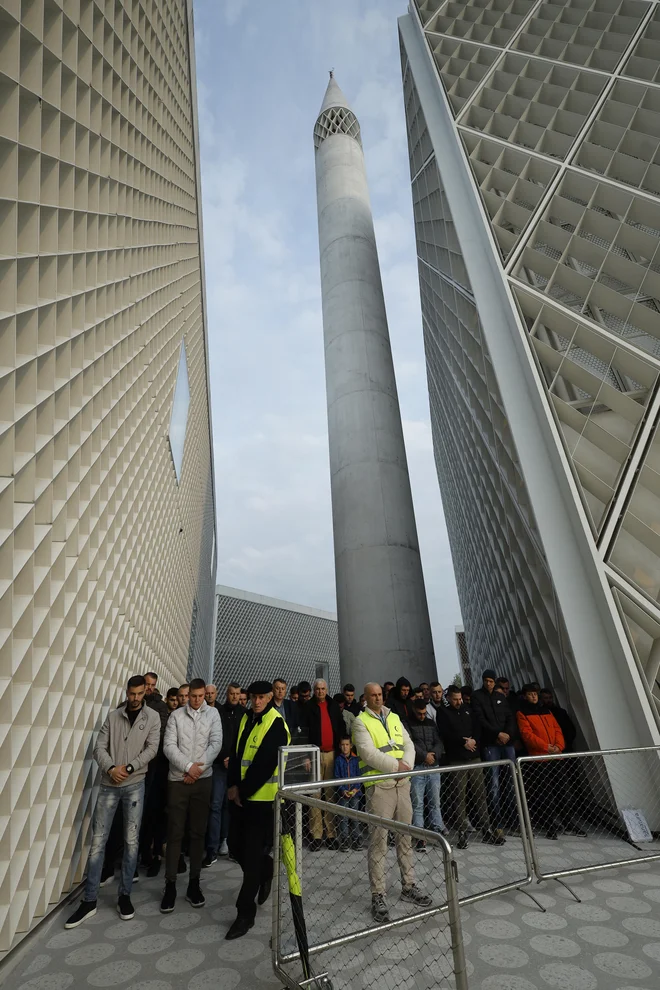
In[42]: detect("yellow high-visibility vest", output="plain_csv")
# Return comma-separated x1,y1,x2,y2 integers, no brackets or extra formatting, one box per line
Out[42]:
237,707,291,801
354,709,405,787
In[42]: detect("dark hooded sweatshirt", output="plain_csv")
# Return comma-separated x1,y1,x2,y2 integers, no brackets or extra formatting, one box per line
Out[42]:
388,677,413,723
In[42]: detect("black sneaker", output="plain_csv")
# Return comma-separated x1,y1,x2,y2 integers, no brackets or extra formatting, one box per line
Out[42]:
65,900,97,929
457,831,468,850
351,839,363,850
308,839,323,851
117,894,135,920
177,854,187,874
563,823,587,837
186,879,205,908
160,881,177,913
99,867,114,887
326,838,340,850
546,828,559,840
225,914,254,940
202,853,217,868
401,885,432,907
146,858,161,878
415,839,426,851
371,894,390,923
482,830,505,846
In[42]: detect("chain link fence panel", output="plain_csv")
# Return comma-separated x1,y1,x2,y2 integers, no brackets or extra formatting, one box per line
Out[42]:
518,747,660,881
437,760,533,905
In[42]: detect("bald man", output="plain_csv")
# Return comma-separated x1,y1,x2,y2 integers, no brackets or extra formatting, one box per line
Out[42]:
353,682,432,924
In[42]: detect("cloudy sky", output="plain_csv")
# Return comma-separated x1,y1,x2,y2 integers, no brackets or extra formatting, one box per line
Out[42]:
194,0,463,682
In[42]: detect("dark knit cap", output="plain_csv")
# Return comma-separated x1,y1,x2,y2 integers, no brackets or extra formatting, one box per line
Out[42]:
482,669,497,681
247,680,273,695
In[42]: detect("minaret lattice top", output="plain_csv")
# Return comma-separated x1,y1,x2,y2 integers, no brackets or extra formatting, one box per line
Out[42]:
314,72,361,150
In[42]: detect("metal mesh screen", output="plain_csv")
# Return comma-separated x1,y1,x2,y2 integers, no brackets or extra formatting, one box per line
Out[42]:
213,589,340,693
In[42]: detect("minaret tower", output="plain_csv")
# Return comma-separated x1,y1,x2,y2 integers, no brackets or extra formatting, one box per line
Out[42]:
314,73,435,688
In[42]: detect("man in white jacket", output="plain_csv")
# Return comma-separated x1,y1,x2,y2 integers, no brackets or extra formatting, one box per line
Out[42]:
161,678,222,913
353,682,432,923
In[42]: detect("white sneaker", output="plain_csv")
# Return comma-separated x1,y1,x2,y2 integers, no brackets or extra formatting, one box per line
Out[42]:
219,840,229,857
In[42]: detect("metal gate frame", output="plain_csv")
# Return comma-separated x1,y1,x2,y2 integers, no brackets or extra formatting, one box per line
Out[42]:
272,768,469,990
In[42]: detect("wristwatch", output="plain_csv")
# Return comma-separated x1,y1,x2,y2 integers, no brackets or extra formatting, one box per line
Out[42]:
126,764,134,774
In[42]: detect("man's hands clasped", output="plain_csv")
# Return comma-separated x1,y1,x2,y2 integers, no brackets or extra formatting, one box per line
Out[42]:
184,761,204,784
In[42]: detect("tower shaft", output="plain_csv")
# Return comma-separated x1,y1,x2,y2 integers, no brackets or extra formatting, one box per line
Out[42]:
315,80,434,689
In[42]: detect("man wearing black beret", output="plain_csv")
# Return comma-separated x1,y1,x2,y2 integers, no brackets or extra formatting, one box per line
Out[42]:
225,680,290,939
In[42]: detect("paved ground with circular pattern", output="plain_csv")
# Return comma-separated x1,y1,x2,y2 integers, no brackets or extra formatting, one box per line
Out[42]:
2,849,660,988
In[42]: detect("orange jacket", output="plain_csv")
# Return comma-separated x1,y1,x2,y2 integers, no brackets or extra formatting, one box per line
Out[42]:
516,707,565,757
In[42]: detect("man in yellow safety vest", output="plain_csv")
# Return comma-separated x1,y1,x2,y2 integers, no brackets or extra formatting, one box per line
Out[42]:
226,680,290,939
353,682,433,923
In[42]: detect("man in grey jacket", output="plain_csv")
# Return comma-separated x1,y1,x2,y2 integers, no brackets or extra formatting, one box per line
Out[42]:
161,678,222,913
65,675,161,929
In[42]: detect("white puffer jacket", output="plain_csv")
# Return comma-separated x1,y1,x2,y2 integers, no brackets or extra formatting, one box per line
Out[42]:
163,700,223,781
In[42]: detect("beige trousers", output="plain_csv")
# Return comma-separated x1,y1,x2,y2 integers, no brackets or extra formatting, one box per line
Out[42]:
365,781,415,896
309,750,336,840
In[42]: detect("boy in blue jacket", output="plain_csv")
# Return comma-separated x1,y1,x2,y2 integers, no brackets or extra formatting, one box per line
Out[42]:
334,736,363,850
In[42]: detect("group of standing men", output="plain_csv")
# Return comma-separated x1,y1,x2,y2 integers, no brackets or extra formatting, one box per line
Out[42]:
65,674,290,940
64,666,583,937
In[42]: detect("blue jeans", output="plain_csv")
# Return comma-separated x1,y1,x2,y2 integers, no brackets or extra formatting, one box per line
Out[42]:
483,744,516,829
410,767,445,832
336,792,361,843
206,764,229,855
85,780,145,900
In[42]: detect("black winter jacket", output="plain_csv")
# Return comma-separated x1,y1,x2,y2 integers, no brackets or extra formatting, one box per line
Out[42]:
407,715,444,765
227,701,288,802
437,705,482,762
471,688,516,746
549,704,577,752
216,700,242,764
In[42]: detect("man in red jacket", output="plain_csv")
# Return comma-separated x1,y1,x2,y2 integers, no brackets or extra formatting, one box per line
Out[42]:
517,684,586,839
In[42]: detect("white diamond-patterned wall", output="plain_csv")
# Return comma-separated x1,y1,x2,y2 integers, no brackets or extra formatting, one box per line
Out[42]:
403,0,660,718
0,0,215,953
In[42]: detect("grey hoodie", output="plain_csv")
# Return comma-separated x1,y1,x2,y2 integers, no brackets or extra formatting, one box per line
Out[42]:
93,702,161,787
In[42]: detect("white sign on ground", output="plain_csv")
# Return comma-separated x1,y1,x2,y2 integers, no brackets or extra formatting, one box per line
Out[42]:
621,808,654,842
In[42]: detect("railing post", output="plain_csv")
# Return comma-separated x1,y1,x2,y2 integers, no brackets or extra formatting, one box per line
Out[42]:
272,792,282,973
444,854,469,990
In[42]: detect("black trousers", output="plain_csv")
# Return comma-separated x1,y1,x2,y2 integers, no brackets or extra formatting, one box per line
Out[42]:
139,758,168,862
228,800,274,921
525,761,558,829
165,777,212,882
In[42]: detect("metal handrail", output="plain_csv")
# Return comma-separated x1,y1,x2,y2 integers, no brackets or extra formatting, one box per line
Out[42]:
279,755,517,792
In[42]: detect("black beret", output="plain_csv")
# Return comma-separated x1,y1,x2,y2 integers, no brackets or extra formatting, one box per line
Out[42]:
247,680,273,696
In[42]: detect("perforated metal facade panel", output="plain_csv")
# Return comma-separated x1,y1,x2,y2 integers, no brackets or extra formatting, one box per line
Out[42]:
213,586,340,695
401,0,660,735
456,627,472,687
